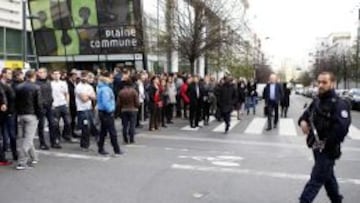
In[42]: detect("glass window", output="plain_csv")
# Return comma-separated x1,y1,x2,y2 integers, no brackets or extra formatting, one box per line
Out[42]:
6,28,22,54
0,27,3,54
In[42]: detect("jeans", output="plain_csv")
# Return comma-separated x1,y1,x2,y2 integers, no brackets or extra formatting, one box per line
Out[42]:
17,115,39,166
52,105,71,143
98,111,120,153
38,105,55,146
78,110,99,149
121,111,137,143
1,113,17,160
245,96,257,114
300,150,343,203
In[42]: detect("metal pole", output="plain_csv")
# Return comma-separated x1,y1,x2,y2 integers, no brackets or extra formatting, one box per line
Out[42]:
157,0,160,73
22,0,27,69
356,8,360,88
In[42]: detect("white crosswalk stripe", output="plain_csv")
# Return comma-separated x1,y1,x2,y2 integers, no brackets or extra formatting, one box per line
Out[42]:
279,118,298,136
212,118,240,132
179,116,360,142
348,125,360,140
244,117,267,135
181,116,216,131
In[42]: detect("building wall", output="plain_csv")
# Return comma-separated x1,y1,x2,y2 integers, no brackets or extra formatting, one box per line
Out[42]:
0,0,34,66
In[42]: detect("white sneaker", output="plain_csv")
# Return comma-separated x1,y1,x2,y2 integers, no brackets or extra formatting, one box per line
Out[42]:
16,164,26,170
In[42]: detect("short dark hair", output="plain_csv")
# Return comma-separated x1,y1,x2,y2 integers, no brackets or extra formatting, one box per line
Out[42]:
100,70,111,78
1,68,11,75
318,71,336,82
25,70,36,79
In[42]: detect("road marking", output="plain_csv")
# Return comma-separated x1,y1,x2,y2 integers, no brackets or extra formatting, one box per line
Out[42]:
244,117,267,134
181,125,200,131
137,133,360,152
199,116,215,127
212,117,240,132
348,125,360,140
171,164,360,185
279,118,298,136
37,151,111,161
181,117,216,131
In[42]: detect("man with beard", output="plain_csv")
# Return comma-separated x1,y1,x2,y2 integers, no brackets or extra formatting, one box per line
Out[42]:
298,72,351,203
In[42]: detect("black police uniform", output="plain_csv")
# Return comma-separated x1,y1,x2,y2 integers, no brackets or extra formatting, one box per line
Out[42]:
298,89,351,203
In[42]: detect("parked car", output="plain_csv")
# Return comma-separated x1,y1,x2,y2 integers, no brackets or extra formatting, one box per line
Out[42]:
346,88,360,110
335,89,349,99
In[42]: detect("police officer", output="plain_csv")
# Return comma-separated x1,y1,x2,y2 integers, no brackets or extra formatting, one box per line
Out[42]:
298,71,351,203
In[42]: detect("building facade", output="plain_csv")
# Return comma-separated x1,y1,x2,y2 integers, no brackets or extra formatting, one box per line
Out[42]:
0,0,34,69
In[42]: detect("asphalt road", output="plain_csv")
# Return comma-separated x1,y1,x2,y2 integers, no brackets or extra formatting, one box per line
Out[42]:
0,94,359,203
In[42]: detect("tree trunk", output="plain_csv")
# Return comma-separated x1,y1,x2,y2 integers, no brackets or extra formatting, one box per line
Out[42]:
190,59,196,75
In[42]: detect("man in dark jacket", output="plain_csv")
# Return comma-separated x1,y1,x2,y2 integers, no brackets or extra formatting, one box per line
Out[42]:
0,68,17,162
118,80,140,144
263,74,283,131
15,70,43,170
187,76,202,128
218,77,237,133
36,68,54,150
0,78,9,165
67,70,79,138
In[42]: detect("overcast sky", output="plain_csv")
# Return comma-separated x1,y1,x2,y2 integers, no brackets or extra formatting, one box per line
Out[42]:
248,0,359,70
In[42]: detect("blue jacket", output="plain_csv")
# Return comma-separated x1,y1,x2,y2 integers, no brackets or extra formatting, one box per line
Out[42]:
97,82,115,113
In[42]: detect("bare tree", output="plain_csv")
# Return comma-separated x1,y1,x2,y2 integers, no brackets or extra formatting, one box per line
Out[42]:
161,0,248,74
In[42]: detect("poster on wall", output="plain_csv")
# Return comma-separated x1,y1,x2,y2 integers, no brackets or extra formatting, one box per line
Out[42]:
29,0,143,57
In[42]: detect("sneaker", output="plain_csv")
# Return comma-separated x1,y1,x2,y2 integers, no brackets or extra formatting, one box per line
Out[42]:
16,164,26,170
31,160,39,165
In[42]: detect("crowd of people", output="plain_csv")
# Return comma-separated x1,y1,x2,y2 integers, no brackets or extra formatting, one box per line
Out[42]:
0,66,292,170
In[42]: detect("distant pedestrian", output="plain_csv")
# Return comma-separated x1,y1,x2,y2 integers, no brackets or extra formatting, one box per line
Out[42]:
218,77,237,133
15,70,42,170
236,78,247,120
36,68,54,150
187,76,202,128
148,76,161,131
0,68,17,162
75,71,99,151
118,79,140,144
51,70,72,148
97,71,122,155
280,82,291,118
245,79,257,115
263,74,283,131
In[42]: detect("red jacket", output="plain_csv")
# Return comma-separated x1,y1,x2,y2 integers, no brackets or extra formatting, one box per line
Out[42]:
180,83,190,104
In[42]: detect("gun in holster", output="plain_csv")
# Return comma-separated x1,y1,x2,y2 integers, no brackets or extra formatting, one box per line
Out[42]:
309,111,325,152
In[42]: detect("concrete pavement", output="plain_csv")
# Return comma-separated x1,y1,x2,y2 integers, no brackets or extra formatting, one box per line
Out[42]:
0,94,359,203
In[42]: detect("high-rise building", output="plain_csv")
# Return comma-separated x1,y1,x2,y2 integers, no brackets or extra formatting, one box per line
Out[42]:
0,0,34,69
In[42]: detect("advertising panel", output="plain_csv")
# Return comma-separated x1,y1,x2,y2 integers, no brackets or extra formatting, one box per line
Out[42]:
29,0,143,57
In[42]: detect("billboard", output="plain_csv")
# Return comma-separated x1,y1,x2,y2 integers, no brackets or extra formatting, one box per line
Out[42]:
29,0,143,57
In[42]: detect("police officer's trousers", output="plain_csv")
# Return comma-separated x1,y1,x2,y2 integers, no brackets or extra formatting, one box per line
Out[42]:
300,150,342,203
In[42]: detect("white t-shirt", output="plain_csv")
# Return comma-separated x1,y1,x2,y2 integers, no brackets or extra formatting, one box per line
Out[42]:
51,80,69,107
75,82,95,111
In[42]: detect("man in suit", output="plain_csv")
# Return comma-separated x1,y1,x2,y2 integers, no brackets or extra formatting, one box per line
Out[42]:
263,74,283,131
187,76,202,128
